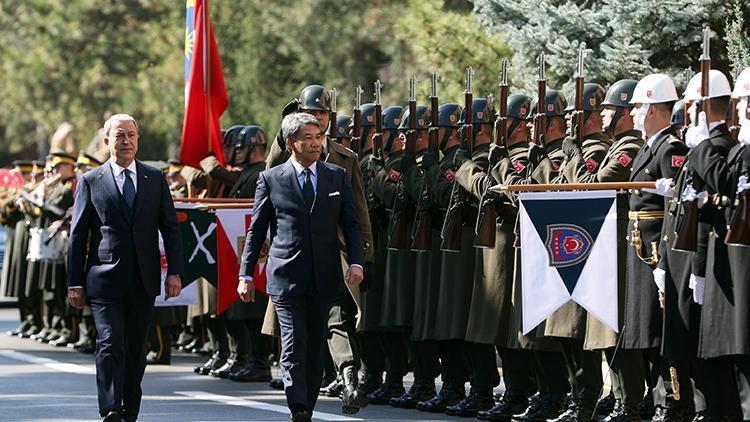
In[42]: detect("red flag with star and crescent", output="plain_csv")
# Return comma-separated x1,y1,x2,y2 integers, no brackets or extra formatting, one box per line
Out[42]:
180,0,228,168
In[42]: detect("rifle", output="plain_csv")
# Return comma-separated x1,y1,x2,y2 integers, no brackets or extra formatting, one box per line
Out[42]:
673,27,711,252
351,85,364,156
373,80,384,158
725,170,750,246
441,67,474,252
474,59,509,248
729,97,740,142
572,44,586,146
534,53,547,146
411,72,440,252
328,87,338,139
387,76,418,250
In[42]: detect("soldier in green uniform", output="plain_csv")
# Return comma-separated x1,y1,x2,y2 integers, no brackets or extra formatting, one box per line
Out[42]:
455,94,546,421
415,102,473,414
388,105,442,409
334,115,352,150
368,104,412,405
530,89,569,184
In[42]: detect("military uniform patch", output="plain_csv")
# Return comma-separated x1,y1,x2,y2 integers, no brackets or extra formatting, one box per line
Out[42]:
388,168,401,182
671,155,685,167
512,160,526,173
616,152,632,167
585,157,600,172
443,169,455,182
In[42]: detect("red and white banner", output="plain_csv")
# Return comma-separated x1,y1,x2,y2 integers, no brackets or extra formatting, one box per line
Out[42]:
0,169,23,188
215,208,268,314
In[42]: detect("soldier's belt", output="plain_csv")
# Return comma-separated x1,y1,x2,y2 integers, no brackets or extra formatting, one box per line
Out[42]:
628,210,665,221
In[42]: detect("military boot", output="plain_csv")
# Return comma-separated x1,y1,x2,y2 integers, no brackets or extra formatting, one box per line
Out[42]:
511,392,565,422
476,390,529,421
269,378,284,390
446,390,495,417
230,362,272,382
367,382,405,405
194,351,226,375
389,380,436,409
6,319,31,336
548,398,597,422
650,406,691,422
358,371,383,396
639,390,655,419
319,375,344,397
416,383,465,413
603,403,642,422
211,358,246,378
341,366,368,414
597,391,617,415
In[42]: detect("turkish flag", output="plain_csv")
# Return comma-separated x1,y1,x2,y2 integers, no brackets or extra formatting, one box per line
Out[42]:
180,0,228,169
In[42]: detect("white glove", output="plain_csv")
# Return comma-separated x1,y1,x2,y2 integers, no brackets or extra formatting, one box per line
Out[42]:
738,175,750,194
689,274,705,305
642,178,675,197
681,184,708,208
685,111,710,149
652,268,666,293
738,124,750,146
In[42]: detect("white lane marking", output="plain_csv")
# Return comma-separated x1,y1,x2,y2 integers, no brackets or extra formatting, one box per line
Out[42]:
0,349,95,375
175,391,363,421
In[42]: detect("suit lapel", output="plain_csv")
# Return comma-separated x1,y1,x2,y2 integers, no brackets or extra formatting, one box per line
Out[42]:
630,142,654,176
311,162,329,215
100,161,133,224
282,160,305,207
133,161,148,219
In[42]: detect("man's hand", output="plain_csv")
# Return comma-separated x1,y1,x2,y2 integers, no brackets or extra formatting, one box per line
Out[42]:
68,287,85,309
685,110,710,149
345,265,364,286
165,275,182,298
237,277,255,302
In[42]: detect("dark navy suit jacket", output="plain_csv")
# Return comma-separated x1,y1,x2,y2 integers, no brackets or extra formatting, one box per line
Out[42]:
239,159,364,298
67,160,184,298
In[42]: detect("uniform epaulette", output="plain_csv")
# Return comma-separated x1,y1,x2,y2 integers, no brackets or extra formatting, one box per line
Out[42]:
666,135,685,145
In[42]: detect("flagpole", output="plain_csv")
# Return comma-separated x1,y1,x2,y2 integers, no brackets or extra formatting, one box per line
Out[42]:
491,181,657,193
204,0,211,156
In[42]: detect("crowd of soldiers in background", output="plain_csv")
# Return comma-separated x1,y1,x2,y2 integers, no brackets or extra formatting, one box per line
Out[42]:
3,54,750,421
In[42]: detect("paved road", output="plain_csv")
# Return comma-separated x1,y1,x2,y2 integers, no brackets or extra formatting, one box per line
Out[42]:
0,308,478,421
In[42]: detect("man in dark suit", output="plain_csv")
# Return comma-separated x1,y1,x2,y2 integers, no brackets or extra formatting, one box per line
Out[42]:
238,112,364,422
67,114,184,422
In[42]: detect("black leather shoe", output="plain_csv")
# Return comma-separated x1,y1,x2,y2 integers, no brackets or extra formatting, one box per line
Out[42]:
230,365,272,382
389,381,436,409
548,400,597,422
179,338,200,353
446,391,495,417
6,320,31,336
30,327,50,342
511,392,565,422
416,384,465,413
194,352,226,375
49,334,73,347
639,390,655,419
290,410,312,422
341,366,368,414
651,406,690,422
20,325,40,338
319,376,343,397
604,403,642,422
102,411,122,422
269,378,284,390
358,371,382,396
477,390,529,421
597,392,617,415
367,383,405,405
146,350,170,365
210,359,245,378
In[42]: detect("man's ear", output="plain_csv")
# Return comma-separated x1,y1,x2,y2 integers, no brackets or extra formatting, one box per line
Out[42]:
285,138,294,152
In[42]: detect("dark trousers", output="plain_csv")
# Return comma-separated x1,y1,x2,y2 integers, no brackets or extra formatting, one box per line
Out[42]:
701,357,742,417
327,292,361,372
558,338,603,405
239,318,271,370
359,331,386,378
273,293,332,414
90,281,155,420
653,351,705,412
205,316,229,359
411,340,440,385
734,356,750,420
383,331,409,384
499,347,536,396
438,340,470,388
607,348,647,408
533,350,571,394
465,342,500,393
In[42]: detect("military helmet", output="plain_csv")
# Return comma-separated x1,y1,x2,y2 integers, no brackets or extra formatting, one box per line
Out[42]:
298,85,331,112
398,105,430,130
507,94,532,119
630,74,678,104
382,106,404,130
438,103,462,127
602,79,638,107
350,103,376,128
530,89,568,117
223,125,245,146
335,115,352,139
458,98,496,125
236,125,267,149
732,67,750,98
565,83,606,112
670,100,686,126
684,70,732,101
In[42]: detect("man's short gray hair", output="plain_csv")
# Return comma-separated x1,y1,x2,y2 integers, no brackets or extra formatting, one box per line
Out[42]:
103,113,138,136
281,112,319,141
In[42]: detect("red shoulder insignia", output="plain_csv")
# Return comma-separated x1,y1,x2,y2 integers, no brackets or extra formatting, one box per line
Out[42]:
671,155,685,168
585,157,600,172
388,168,401,182
616,152,633,167
443,169,455,182
512,160,526,173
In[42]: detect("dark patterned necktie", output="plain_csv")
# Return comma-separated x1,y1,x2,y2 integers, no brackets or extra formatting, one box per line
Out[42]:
302,168,314,210
122,169,136,209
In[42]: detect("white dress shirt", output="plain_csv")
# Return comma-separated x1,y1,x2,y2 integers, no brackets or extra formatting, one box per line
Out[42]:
646,126,671,149
289,157,317,194
110,159,138,194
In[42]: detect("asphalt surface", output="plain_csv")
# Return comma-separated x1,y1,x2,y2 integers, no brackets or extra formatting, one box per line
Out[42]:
0,307,480,421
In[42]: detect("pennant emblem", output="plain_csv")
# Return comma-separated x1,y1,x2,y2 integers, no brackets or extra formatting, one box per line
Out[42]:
443,169,455,182
512,160,526,173
616,152,632,167
545,224,593,268
585,157,600,172
477,111,484,119
672,155,685,167
388,168,401,182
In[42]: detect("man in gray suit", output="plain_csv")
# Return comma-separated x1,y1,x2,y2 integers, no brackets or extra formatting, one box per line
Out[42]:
67,114,184,422
238,113,364,422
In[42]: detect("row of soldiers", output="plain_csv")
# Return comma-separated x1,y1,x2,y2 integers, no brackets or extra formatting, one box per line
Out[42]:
211,63,747,421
